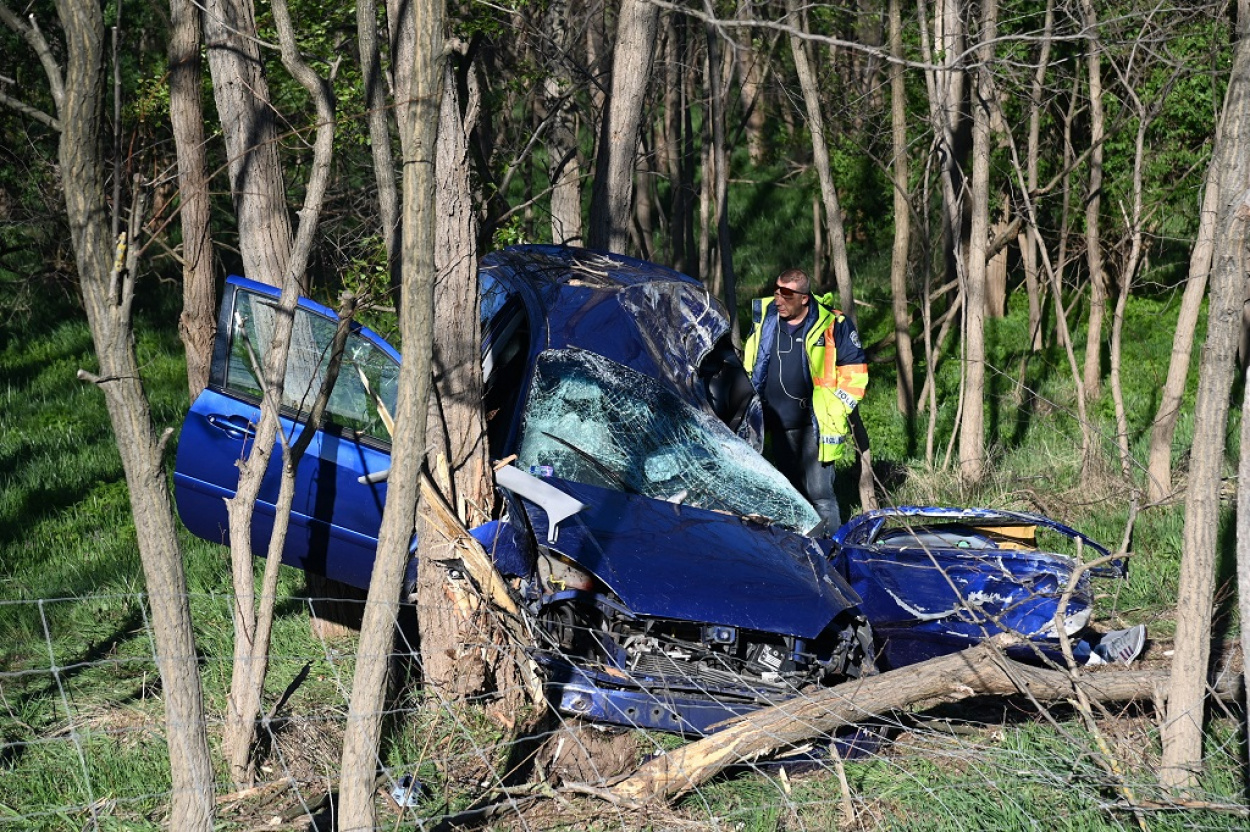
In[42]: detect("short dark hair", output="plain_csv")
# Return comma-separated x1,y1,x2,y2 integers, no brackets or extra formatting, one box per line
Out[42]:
776,268,810,295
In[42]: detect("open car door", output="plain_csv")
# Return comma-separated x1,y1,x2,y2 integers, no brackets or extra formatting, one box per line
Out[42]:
173,277,399,589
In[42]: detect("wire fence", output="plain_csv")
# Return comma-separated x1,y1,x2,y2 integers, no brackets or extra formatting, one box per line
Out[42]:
2,585,1247,832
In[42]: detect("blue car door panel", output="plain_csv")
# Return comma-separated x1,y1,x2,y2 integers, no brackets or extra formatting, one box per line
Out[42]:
174,278,399,590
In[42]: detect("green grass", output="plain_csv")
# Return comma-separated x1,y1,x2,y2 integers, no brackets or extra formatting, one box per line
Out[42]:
689,717,1247,832
0,296,352,828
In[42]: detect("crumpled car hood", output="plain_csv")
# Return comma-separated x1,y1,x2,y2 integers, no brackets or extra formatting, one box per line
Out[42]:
828,506,1117,666
833,506,1118,569
517,478,860,639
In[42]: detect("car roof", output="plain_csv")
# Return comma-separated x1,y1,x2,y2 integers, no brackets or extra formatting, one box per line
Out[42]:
483,245,732,403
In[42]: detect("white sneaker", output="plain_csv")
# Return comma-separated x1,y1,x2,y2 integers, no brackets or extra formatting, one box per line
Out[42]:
1092,625,1146,665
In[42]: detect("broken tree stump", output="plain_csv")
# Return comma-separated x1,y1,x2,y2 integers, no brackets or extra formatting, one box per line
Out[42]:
609,642,1244,805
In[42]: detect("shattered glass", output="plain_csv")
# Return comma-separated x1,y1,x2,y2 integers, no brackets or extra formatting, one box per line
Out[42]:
225,291,399,441
516,349,820,533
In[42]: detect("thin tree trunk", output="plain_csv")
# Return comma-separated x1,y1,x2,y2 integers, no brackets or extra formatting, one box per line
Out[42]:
661,17,685,269
168,0,215,398
958,0,995,486
680,23,698,277
1,0,216,825
1147,157,1220,503
338,1,444,826
1110,59,1154,485
985,205,1008,318
700,93,715,293
889,0,914,416
1022,0,1054,354
734,0,766,165
221,0,339,785
1057,70,1078,350
787,0,855,320
545,0,584,245
588,0,659,253
926,0,967,294
812,196,824,286
916,0,966,449
358,0,399,286
1160,27,1250,790
1109,269,1133,480
203,0,294,287
706,25,738,341
634,139,656,259
1080,0,1107,402
1018,227,1044,352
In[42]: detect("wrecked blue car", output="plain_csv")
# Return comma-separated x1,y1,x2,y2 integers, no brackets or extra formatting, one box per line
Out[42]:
831,507,1128,669
174,245,1128,735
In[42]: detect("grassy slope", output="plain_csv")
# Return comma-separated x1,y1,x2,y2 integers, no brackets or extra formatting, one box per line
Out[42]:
0,265,1241,828
0,295,358,827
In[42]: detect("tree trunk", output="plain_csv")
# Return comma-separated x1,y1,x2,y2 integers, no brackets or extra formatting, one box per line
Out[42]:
661,18,686,271
706,25,738,341
985,208,1008,318
1146,156,1220,504
338,0,444,826
1018,223,1044,353
787,0,855,320
634,143,656,259
588,0,658,253
931,0,968,294
415,58,498,698
168,0,215,399
888,0,913,416
221,0,340,785
1160,29,1250,789
680,22,698,276
1021,0,1054,354
1110,68,1153,484
5,0,217,825
734,0,767,165
544,0,584,245
203,0,294,287
1056,70,1079,351
699,95,715,293
1235,0,1250,784
916,0,967,459
958,0,996,486
358,0,400,287
1080,0,1107,402
1239,351,1250,769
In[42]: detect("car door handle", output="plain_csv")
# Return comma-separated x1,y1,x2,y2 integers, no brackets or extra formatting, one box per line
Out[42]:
206,413,257,440
358,468,389,485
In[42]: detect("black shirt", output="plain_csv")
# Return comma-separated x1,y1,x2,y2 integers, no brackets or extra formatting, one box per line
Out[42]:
763,309,813,430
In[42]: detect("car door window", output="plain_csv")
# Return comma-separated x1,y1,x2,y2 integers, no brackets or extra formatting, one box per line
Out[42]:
226,291,399,443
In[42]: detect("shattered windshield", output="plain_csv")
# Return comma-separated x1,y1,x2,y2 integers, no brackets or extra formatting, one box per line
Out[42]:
516,350,820,534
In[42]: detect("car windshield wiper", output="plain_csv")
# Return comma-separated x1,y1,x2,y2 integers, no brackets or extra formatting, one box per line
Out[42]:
540,431,637,494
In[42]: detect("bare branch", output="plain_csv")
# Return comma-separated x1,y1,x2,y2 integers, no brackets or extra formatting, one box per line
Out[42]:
0,4,65,111
0,87,59,129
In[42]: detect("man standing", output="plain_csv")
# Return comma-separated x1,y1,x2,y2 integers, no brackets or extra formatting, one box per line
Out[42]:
743,268,868,534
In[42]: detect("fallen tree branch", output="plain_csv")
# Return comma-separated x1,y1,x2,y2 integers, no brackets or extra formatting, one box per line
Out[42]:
609,642,1244,804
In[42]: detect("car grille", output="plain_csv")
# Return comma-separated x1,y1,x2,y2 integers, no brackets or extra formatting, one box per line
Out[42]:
628,649,788,695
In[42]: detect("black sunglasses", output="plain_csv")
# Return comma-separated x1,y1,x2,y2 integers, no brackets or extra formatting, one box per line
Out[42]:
772,285,809,299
